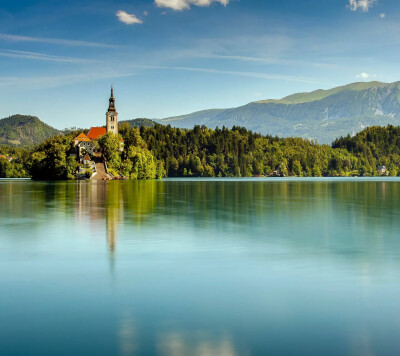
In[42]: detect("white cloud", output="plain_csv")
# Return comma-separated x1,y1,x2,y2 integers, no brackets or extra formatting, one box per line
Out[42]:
380,13,386,18
116,11,143,25
0,33,115,48
131,64,329,85
0,72,135,90
144,11,149,16
155,0,229,11
0,50,90,63
356,72,377,79
348,0,377,12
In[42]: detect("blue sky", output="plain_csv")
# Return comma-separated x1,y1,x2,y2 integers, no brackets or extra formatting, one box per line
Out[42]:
0,0,399,129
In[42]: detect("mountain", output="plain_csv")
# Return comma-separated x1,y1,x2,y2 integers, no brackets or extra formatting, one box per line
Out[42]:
120,118,161,128
160,81,400,144
162,109,227,128
0,115,61,146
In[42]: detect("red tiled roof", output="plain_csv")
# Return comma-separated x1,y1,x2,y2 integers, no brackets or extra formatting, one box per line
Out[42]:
87,127,107,140
83,153,90,161
74,133,92,142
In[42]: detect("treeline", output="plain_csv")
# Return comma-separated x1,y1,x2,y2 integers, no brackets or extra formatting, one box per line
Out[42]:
1,124,400,179
124,124,360,177
0,145,30,178
1,133,80,180
98,129,164,179
332,125,400,176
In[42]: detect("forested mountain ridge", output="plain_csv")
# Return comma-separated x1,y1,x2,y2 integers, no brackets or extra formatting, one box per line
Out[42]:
160,81,400,144
332,125,400,175
4,81,400,147
0,115,61,146
2,124,400,179
120,118,161,128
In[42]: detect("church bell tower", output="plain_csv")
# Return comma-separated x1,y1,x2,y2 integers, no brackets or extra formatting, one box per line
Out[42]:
106,86,118,135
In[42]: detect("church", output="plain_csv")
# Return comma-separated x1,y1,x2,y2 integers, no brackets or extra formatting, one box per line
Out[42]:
74,87,122,156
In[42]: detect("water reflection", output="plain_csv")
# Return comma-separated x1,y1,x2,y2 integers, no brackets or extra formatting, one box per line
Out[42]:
1,178,400,355
119,312,137,356
157,330,237,356
1,179,400,270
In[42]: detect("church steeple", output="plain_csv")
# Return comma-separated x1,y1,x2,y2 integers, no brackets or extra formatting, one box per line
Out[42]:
108,86,116,112
106,86,118,135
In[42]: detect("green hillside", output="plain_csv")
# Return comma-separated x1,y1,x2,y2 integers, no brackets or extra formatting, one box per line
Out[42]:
0,115,61,146
162,109,227,127
258,81,387,104
332,125,400,175
120,118,161,128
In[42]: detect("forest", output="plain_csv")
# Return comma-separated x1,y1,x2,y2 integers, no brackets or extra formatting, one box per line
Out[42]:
1,124,400,179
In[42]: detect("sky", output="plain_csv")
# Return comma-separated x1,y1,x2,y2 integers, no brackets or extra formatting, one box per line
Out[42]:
0,0,400,129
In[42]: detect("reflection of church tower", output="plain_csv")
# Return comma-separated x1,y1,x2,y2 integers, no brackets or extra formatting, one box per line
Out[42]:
105,182,124,268
106,86,118,135
106,211,118,253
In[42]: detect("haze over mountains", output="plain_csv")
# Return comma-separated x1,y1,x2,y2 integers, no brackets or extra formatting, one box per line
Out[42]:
3,81,400,146
160,81,400,144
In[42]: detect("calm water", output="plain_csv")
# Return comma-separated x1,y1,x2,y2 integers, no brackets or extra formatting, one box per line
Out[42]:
1,178,400,356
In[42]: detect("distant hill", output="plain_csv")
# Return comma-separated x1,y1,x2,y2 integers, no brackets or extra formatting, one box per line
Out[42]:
162,109,226,128
159,81,400,144
120,118,161,128
0,115,61,146
333,125,400,157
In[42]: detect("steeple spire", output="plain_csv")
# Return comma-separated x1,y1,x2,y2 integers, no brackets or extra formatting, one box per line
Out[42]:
108,85,116,112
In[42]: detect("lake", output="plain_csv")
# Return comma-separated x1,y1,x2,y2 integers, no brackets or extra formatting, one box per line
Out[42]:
1,178,400,355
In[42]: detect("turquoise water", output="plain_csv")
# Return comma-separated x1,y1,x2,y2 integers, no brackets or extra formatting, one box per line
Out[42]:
1,178,400,355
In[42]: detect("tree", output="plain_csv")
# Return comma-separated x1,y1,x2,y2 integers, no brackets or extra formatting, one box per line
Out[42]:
98,132,121,169
30,135,74,180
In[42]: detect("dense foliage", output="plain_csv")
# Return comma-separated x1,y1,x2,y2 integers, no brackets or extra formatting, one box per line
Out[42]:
136,124,362,177
2,124,400,179
99,128,164,179
29,135,78,180
0,145,30,178
120,118,160,129
332,125,400,176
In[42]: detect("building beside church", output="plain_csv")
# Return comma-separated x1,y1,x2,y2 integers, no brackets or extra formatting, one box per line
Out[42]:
74,132,96,155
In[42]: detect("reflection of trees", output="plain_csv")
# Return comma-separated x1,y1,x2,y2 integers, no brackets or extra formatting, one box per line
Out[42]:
74,180,161,255
1,179,400,264
105,182,123,253
2,178,400,354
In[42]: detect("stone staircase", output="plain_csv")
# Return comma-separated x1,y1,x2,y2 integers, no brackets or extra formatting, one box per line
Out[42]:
92,154,112,180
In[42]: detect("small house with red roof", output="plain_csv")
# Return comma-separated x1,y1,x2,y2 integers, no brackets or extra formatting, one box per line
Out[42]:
73,132,96,155
82,153,91,166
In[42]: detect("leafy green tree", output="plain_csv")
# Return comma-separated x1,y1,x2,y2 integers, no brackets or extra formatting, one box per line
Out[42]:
292,160,303,177
98,132,121,169
30,136,73,180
